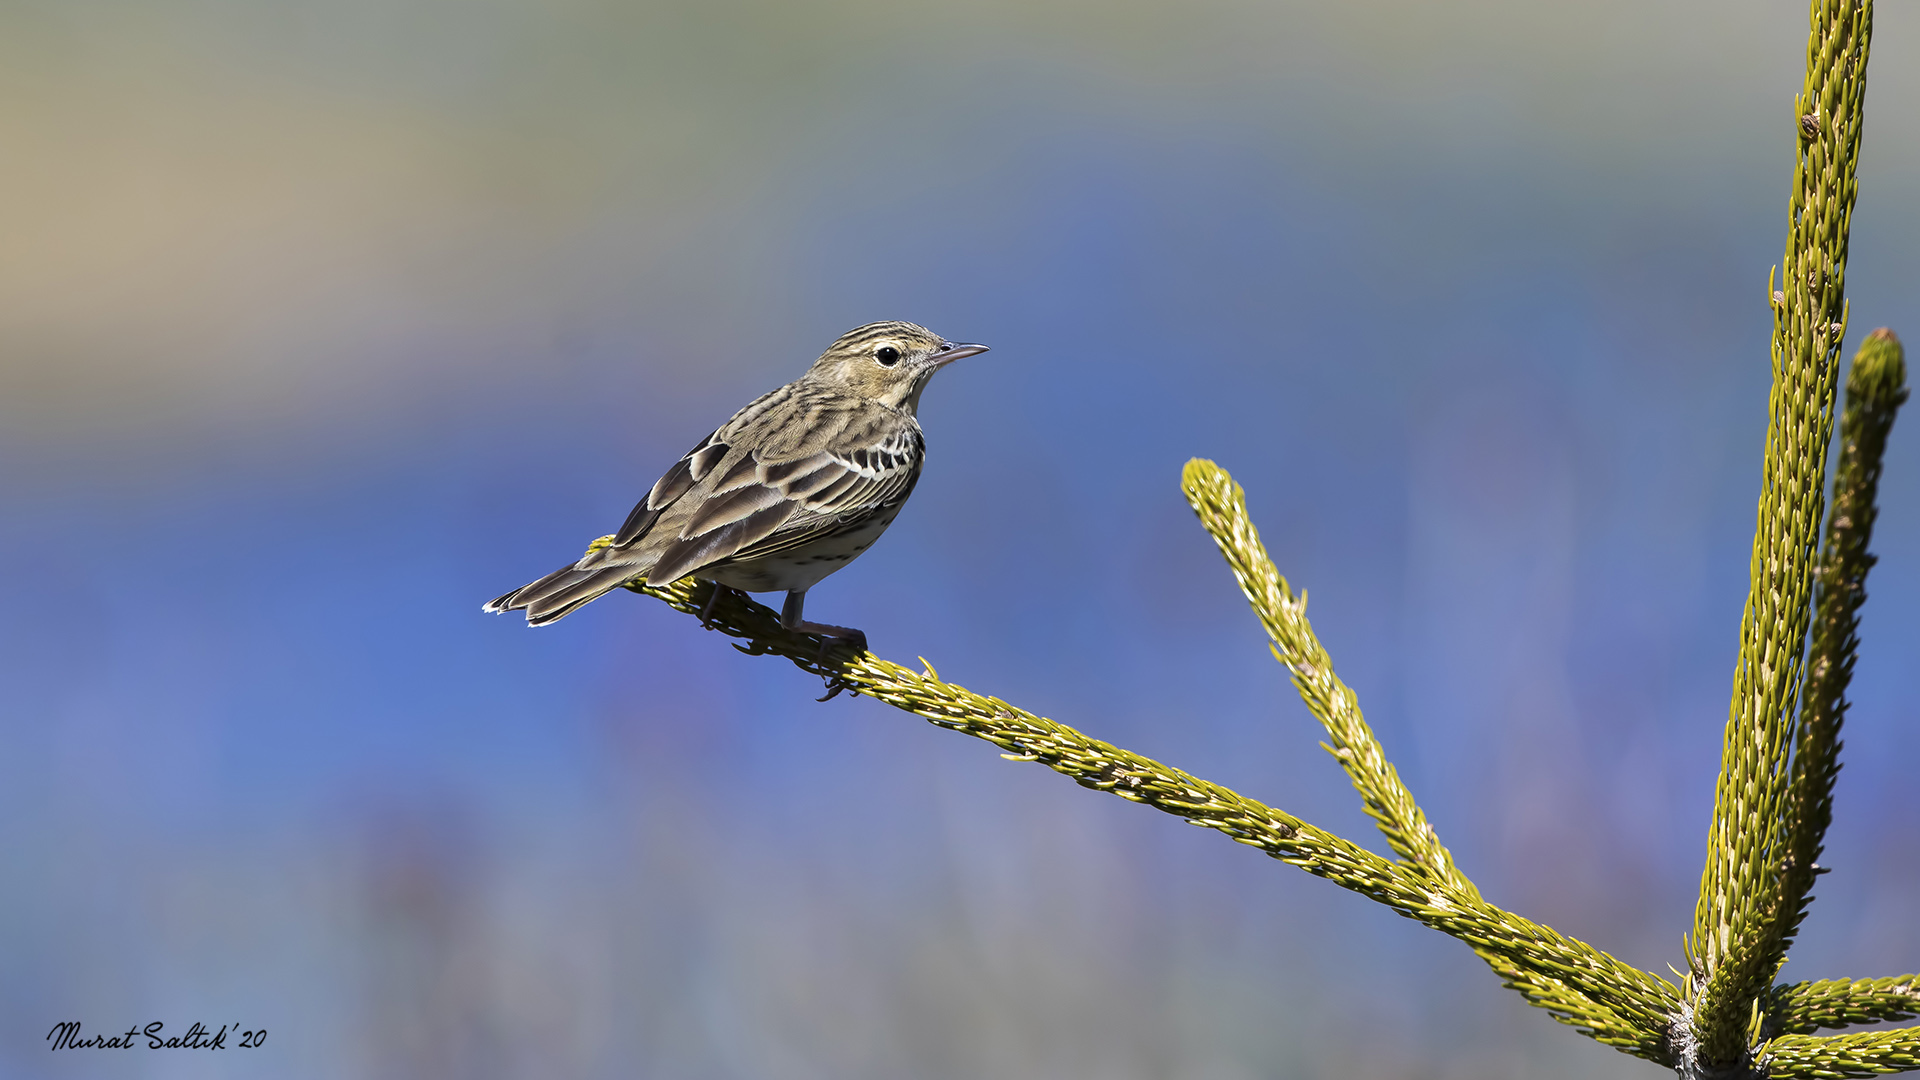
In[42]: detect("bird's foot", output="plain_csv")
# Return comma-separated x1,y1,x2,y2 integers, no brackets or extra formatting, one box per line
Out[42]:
777,592,866,681
816,674,857,702
791,620,868,660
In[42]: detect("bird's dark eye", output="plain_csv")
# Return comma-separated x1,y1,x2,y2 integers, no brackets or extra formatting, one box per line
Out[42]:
875,346,901,366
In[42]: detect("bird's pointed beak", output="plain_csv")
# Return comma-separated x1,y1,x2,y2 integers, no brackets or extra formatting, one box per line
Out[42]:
932,341,989,366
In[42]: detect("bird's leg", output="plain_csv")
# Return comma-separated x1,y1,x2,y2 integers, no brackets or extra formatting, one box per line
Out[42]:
698,581,747,629
697,581,726,628
781,589,869,656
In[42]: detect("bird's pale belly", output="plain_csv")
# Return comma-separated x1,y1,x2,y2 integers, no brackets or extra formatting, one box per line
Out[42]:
696,509,901,594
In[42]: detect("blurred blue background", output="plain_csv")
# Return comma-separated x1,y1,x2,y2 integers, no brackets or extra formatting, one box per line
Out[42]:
3,0,1919,1076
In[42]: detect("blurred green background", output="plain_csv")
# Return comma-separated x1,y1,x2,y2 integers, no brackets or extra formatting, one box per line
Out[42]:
3,0,1918,1076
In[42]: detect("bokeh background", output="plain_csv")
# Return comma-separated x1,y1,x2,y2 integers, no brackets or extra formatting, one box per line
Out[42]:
4,0,1919,1076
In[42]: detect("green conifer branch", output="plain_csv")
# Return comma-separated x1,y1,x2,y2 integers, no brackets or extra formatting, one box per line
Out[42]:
1759,1029,1920,1078
1177,458,1696,1053
604,529,1679,1060
1690,0,1875,1066
1775,329,1907,963
1179,458,1476,899
1771,976,1920,1036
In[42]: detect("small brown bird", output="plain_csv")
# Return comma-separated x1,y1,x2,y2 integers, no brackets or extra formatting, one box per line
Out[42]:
485,321,988,649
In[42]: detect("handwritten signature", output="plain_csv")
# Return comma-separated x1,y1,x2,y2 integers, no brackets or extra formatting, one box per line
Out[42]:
47,1022,266,1050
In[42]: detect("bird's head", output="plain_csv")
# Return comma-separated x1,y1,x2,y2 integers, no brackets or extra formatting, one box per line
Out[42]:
805,321,989,414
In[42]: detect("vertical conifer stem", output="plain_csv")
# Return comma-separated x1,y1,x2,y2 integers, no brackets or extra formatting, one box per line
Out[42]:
1689,0,1873,1070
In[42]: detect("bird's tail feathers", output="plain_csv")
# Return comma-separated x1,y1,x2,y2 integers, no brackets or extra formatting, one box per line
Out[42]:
484,557,645,626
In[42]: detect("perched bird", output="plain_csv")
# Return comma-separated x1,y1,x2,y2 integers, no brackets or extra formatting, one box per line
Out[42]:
485,321,988,649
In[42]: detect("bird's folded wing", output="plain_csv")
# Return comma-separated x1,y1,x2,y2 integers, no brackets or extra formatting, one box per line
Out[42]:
644,435,921,585
610,428,729,550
